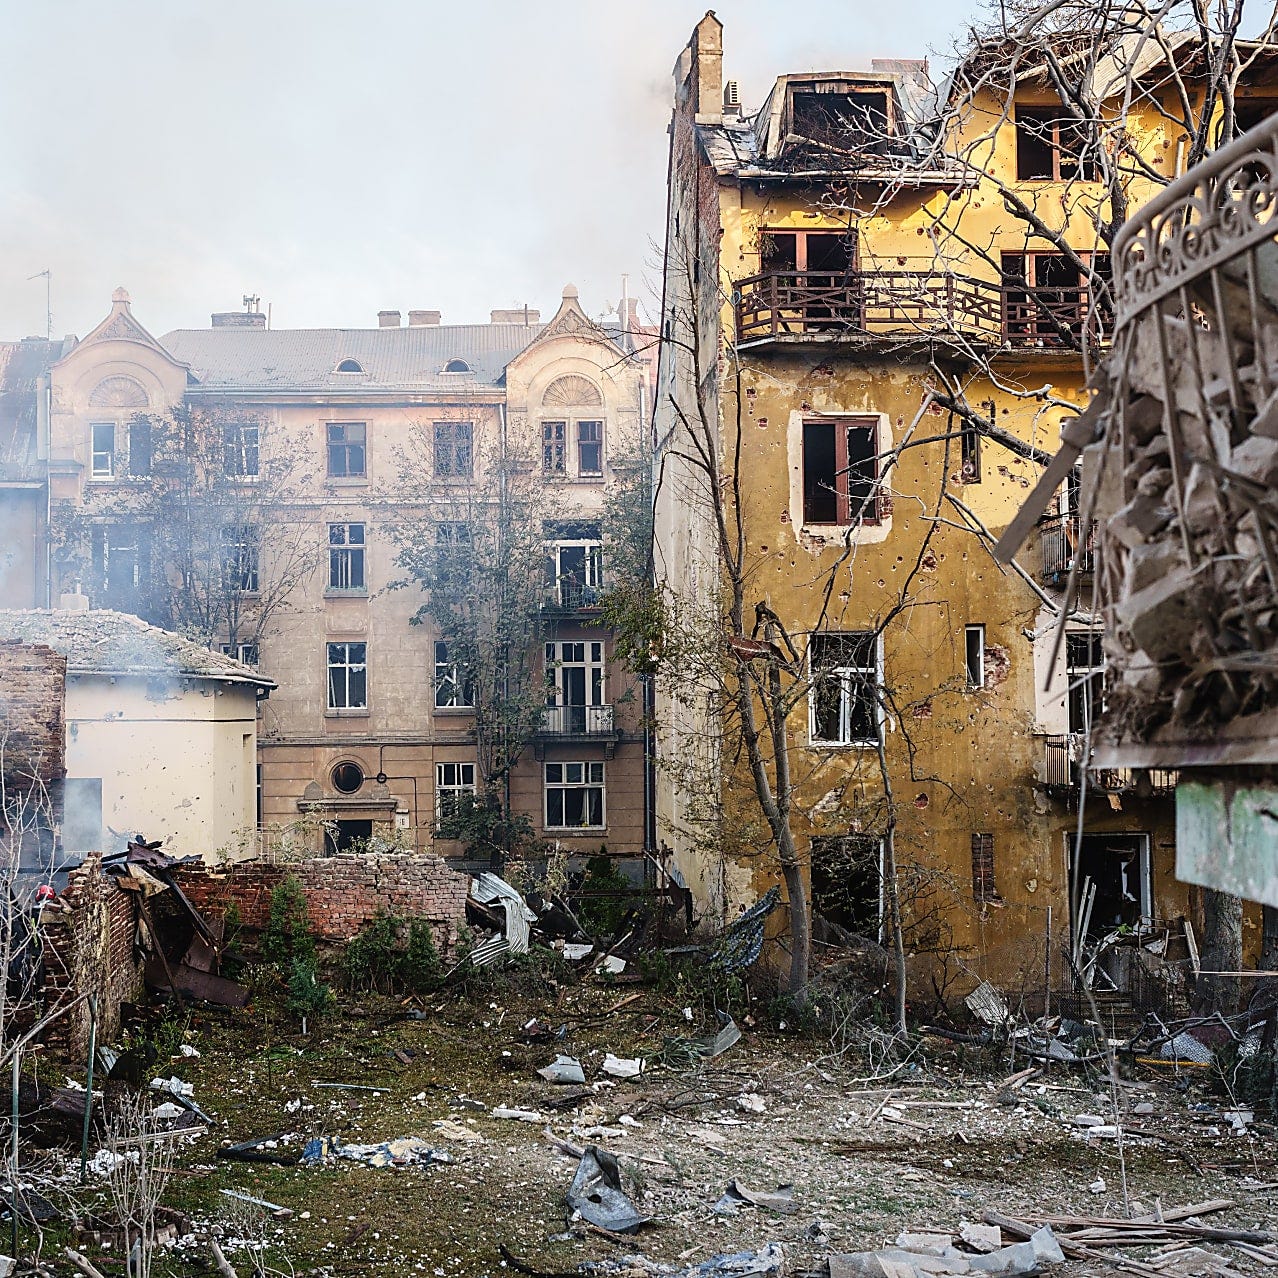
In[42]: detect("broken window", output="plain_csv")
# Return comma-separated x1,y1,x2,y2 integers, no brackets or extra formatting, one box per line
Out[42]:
328,522,366,592
577,421,603,476
221,525,260,594
224,421,260,477
327,641,367,711
1015,106,1098,181
327,421,367,478
91,524,148,608
127,418,152,477
965,624,986,689
543,421,567,474
436,761,477,824
544,761,605,829
960,406,986,482
91,423,115,479
433,421,473,479
810,834,882,937
791,87,891,149
434,641,473,709
802,417,879,526
435,521,472,591
971,832,999,902
325,819,372,854
1066,632,1104,735
331,761,364,794
809,632,879,745
220,641,259,666
545,521,604,608
1071,832,1151,938
545,640,606,733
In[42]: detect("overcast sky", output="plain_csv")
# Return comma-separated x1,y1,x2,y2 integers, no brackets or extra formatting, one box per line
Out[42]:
1,1,980,341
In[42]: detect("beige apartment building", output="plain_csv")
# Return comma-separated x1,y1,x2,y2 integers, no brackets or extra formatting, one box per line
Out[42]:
7,287,652,871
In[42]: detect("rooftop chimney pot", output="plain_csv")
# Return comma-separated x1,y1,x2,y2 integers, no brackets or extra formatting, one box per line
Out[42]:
378,310,402,328
408,309,441,326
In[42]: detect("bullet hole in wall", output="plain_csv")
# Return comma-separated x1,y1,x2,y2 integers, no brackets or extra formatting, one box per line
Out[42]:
914,792,930,808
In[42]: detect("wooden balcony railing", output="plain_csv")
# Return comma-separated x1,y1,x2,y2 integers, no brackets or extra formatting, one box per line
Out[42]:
733,270,1108,348
1043,735,1178,798
1040,514,1097,582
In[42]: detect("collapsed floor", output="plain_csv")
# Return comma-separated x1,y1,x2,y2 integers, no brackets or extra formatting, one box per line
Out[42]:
14,972,1278,1278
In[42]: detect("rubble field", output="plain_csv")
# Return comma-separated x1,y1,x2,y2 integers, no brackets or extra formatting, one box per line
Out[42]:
32,974,1278,1277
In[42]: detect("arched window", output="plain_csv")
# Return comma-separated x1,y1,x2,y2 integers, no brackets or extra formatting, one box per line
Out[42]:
443,358,471,373
335,358,364,374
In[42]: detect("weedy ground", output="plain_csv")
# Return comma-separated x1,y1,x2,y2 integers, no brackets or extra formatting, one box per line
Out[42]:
18,957,1278,1277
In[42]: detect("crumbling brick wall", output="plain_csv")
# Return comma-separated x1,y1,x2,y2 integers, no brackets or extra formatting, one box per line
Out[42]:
174,853,471,955
0,641,65,804
41,854,145,1054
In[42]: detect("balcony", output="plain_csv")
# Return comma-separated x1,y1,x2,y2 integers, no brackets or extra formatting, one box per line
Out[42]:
543,580,604,614
1042,735,1178,800
1040,514,1097,584
535,703,618,758
733,270,1107,350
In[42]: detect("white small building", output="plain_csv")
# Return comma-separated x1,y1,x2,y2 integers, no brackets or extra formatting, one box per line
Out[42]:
0,609,273,860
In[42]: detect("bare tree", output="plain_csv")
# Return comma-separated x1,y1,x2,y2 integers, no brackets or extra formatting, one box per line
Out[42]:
51,404,319,654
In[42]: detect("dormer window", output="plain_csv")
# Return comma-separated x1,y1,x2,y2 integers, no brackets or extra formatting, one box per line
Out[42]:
443,359,472,374
335,358,364,374
790,85,892,150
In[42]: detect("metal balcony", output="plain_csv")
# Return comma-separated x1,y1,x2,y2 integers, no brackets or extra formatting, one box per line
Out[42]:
733,269,1107,349
1040,514,1097,584
1042,735,1178,800
543,580,604,612
538,704,615,736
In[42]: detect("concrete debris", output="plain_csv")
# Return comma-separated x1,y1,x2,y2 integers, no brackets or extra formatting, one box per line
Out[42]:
300,1135,453,1168
736,1092,767,1114
713,1180,797,1216
829,1226,1064,1277
538,1055,587,1084
566,1145,649,1233
432,1119,484,1142
493,1105,545,1122
602,1053,644,1079
149,1076,193,1096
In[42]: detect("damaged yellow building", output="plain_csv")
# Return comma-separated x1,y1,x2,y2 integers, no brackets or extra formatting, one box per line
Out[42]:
652,15,1276,998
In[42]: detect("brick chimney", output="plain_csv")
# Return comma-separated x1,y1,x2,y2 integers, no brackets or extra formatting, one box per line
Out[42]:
212,311,266,328
408,310,441,326
378,310,402,328
691,12,723,123
490,307,541,325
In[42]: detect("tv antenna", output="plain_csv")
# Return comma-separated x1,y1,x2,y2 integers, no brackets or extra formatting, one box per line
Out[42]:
27,269,51,339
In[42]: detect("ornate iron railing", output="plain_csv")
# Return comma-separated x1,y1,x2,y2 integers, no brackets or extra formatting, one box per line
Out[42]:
1040,514,1097,582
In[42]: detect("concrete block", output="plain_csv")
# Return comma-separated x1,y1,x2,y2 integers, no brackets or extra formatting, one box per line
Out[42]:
1115,566,1204,663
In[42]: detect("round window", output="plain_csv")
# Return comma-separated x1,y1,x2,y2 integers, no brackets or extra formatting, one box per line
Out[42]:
331,761,364,794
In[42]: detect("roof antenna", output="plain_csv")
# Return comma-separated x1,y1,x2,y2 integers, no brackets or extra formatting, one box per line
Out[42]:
243,293,260,314
620,273,630,330
28,269,51,339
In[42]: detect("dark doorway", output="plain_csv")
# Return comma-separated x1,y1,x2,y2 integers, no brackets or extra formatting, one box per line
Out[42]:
325,819,373,855
811,835,881,939
1070,832,1150,942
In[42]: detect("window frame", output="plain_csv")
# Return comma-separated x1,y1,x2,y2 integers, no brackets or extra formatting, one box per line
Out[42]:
543,760,606,830
542,420,567,475
90,422,116,480
965,624,986,689
801,415,880,527
434,640,474,710
808,631,881,747
545,523,605,607
1014,106,1099,182
127,418,152,477
220,640,259,666
1065,631,1105,735
433,420,473,480
327,521,367,594
326,640,368,713
224,421,261,478
576,420,604,477
326,421,368,479
220,524,260,595
435,761,477,822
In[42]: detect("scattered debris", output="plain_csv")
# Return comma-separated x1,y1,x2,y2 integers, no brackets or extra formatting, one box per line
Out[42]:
829,1225,1063,1277
566,1145,648,1233
736,1092,767,1114
601,1054,643,1079
432,1119,483,1143
965,981,1010,1027
713,1180,796,1216
469,873,539,966
494,1105,545,1123
538,1055,587,1085
301,1135,453,1168
219,1189,293,1218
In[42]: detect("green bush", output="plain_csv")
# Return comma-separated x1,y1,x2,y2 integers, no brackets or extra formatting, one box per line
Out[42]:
342,912,444,995
575,852,631,938
286,957,335,1019
261,875,315,965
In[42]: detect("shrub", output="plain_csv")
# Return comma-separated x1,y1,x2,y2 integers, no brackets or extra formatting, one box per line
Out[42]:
261,875,315,966
286,957,334,1019
342,912,444,995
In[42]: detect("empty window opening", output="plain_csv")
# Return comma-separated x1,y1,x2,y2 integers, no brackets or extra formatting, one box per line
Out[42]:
434,522,472,591
1003,251,1112,343
127,418,152,477
224,422,260,477
1066,632,1104,735
809,631,879,745
327,641,367,711
1015,107,1098,181
91,423,115,479
433,421,473,478
91,524,147,607
334,358,364,374
802,417,879,526
434,641,473,709
221,525,260,594
791,88,891,149
328,522,366,591
810,834,882,940
61,777,103,852
972,832,999,902
545,761,605,829
325,818,372,855
965,624,986,689
327,421,367,478
1071,832,1151,942
331,761,365,794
